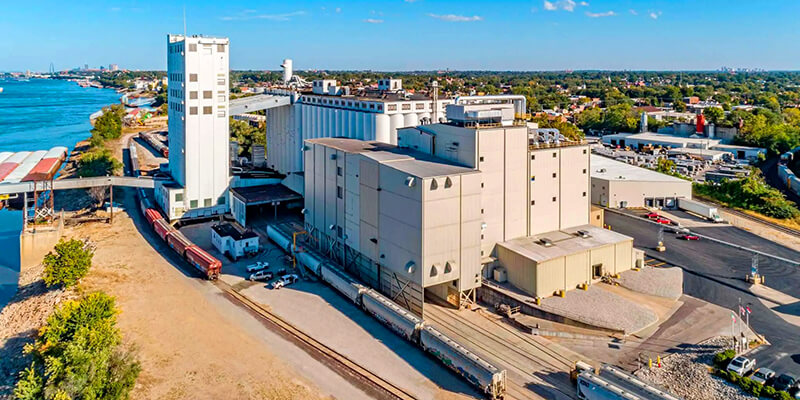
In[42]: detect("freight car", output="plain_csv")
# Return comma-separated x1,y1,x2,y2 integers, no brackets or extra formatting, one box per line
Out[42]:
139,131,169,158
166,230,194,258
185,246,222,280
129,142,140,177
361,289,424,342
420,325,507,399
320,263,367,304
153,218,175,241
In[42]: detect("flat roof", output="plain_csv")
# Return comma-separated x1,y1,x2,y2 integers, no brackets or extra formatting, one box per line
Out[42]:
591,155,689,183
499,224,632,263
211,223,258,241
667,147,728,157
306,137,477,178
230,184,302,206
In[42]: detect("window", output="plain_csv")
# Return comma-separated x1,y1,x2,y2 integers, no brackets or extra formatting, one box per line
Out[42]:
217,44,225,52
552,197,557,202
337,186,343,199
583,149,587,154
481,183,484,188
189,74,197,82
218,95,226,103
203,106,212,114
203,91,212,99
387,104,397,111
337,226,343,238
552,173,557,178
204,198,212,207
416,103,424,110
337,166,342,176
430,265,438,277
531,200,535,205
583,168,587,174
552,152,557,158
444,262,452,274
530,175,535,181
481,208,484,214
402,104,411,111
175,193,183,202
444,177,452,188
531,155,535,160
479,156,484,162
190,200,198,209
189,107,198,115
217,110,226,118
190,91,198,99
188,43,197,52
218,196,226,205
583,192,587,197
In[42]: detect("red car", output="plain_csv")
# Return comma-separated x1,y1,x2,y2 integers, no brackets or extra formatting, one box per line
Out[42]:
645,212,660,219
654,217,672,224
678,234,700,241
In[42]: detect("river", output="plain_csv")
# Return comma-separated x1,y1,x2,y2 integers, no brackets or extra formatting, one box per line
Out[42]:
0,78,120,309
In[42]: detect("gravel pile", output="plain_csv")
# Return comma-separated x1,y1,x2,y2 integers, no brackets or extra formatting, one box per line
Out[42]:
539,285,657,334
635,337,755,400
618,266,683,300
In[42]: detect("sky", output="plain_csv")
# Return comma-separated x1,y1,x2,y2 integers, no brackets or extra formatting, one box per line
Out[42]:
1,0,799,72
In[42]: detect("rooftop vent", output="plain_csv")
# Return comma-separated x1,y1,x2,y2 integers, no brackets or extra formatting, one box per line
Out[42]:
576,230,591,238
405,176,416,187
539,238,554,247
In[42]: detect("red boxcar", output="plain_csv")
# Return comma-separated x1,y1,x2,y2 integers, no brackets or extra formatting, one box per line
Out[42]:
152,219,175,241
144,209,163,226
166,230,193,257
185,246,222,280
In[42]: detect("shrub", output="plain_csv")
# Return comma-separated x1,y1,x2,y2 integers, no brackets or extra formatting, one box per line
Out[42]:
763,386,777,397
76,148,122,177
713,349,736,369
774,390,792,400
14,292,140,400
42,239,93,288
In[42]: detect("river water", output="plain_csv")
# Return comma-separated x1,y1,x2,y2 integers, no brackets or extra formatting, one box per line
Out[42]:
0,78,120,309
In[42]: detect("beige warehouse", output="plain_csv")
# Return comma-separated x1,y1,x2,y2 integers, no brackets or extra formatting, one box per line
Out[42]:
590,155,692,209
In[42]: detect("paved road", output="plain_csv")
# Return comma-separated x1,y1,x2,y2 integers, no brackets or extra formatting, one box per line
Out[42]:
606,211,800,376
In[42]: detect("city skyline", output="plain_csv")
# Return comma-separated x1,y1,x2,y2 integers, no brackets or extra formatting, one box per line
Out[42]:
1,0,799,72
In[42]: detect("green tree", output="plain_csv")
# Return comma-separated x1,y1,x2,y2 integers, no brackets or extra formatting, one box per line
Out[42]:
76,149,122,177
42,239,93,288
229,118,265,157
704,107,725,125
674,100,687,112
655,158,676,174
15,292,140,400
90,105,126,143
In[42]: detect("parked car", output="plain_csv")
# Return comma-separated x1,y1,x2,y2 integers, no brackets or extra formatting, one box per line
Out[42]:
788,387,800,399
654,217,672,225
246,261,269,273
727,356,756,376
272,274,299,289
249,270,274,282
677,234,700,241
773,374,798,392
645,212,660,219
752,368,776,385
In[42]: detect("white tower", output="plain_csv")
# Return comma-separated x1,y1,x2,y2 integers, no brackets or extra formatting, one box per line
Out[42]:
163,34,230,219
640,111,648,133
282,59,293,83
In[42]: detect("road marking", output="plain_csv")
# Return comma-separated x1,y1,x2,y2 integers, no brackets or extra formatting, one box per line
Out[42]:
650,262,666,268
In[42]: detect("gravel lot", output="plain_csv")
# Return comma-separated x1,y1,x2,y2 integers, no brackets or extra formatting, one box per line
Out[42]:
618,266,683,300
539,285,658,334
635,337,755,400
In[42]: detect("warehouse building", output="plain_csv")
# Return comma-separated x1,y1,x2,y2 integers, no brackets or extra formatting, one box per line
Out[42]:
590,155,692,209
601,132,766,161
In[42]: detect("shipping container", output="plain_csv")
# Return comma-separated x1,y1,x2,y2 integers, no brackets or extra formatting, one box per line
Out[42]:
167,230,194,257
3,151,47,184
419,325,506,399
362,289,423,341
185,246,222,280
144,208,163,225
320,263,367,304
153,218,175,241
0,152,31,182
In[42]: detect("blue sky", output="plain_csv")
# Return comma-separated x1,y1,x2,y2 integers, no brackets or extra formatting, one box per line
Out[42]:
1,0,799,72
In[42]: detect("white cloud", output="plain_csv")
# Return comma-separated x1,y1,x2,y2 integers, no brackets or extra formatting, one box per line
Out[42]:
363,18,384,23
629,9,638,15
335,7,341,13
427,13,482,22
649,11,662,19
585,10,616,18
580,1,589,6
221,10,306,21
543,0,577,11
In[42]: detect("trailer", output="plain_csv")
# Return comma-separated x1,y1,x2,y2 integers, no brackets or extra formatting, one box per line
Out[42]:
185,246,222,280
362,289,423,342
677,198,722,223
419,325,506,399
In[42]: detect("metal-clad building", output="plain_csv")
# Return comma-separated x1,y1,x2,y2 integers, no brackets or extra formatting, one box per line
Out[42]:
590,155,692,209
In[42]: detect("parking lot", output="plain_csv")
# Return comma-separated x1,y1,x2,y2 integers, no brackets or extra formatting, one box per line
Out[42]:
179,221,481,400
605,209,800,376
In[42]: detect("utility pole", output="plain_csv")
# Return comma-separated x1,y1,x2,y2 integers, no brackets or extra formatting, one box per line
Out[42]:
109,183,114,224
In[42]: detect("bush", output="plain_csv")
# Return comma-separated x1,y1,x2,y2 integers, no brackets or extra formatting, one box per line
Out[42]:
774,391,793,400
90,104,126,143
763,386,777,397
76,148,122,177
713,349,736,369
42,239,93,288
693,171,800,220
14,292,140,400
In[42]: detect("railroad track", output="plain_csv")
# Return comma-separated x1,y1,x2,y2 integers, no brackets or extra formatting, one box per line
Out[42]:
723,207,800,237
214,279,417,400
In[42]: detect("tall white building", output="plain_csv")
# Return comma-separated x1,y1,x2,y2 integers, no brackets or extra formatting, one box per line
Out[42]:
156,34,231,220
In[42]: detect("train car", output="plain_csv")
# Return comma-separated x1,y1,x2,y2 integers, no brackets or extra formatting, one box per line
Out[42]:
361,289,424,342
144,208,163,225
166,230,194,258
140,131,169,158
320,263,367,304
791,176,800,195
419,325,507,399
185,246,222,280
139,195,153,217
153,218,175,241
129,142,140,177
